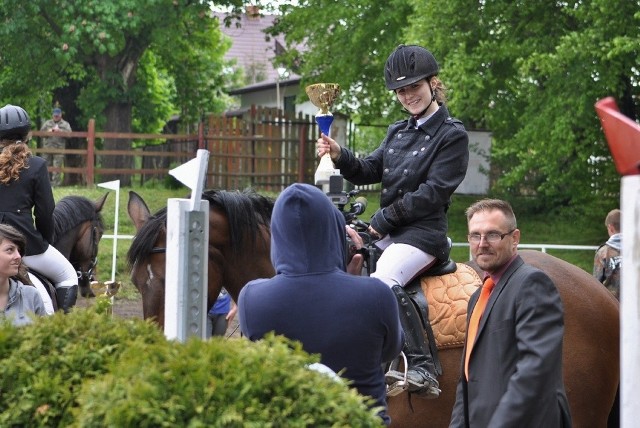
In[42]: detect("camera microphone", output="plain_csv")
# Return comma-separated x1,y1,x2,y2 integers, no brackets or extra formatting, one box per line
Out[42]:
350,197,368,216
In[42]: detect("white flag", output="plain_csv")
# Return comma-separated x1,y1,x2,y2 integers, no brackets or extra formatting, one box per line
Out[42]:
97,180,120,191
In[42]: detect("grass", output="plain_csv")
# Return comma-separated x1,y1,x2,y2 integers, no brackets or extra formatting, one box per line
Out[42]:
53,186,613,301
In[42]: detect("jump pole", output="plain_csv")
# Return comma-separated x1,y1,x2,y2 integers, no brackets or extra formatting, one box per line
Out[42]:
595,97,640,428
164,149,210,342
620,176,639,428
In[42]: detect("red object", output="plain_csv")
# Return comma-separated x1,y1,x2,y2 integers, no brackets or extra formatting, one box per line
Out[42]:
594,97,640,176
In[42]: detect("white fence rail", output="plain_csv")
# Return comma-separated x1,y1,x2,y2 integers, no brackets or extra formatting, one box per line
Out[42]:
452,242,599,261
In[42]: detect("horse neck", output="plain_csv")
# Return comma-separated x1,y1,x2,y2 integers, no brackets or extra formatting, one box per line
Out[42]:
53,224,83,259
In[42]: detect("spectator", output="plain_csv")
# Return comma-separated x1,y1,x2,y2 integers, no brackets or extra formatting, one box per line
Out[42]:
450,198,571,427
316,44,469,397
593,209,621,299
239,183,403,426
207,288,237,337
40,107,71,186
0,224,47,326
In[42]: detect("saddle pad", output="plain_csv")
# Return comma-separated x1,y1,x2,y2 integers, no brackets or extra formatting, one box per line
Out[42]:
422,263,482,349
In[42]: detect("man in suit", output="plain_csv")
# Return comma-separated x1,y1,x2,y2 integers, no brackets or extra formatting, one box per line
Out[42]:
450,199,571,427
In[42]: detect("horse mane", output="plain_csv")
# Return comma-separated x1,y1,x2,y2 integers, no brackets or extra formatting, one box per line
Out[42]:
203,188,273,253
126,207,168,268
126,189,274,268
53,195,104,242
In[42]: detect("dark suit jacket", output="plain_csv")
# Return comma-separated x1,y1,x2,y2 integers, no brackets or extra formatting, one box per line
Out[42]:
0,156,55,255
450,255,572,428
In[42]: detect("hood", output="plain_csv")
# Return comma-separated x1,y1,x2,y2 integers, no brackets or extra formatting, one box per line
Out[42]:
270,183,347,275
606,233,621,251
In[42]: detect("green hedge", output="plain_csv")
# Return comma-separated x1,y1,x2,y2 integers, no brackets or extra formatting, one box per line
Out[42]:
0,305,382,427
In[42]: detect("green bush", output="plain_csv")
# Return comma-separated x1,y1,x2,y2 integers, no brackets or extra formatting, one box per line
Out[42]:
0,310,382,427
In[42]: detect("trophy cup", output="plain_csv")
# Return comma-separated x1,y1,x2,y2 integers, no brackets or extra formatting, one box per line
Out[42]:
305,83,341,186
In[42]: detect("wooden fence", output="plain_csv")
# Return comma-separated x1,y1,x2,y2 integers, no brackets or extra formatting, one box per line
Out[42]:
30,106,319,192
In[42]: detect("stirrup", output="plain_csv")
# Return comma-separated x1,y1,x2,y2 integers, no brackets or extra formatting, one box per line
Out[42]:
386,352,409,397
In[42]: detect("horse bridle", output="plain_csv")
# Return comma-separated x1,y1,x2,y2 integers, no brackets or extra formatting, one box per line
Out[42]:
71,220,100,282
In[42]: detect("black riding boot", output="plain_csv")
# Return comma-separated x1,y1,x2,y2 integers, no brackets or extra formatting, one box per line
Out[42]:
386,285,440,398
56,284,78,314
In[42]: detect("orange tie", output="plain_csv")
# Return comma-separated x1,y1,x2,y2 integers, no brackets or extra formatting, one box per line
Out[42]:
464,277,495,380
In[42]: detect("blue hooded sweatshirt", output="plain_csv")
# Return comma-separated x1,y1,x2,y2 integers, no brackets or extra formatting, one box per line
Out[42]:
239,183,403,425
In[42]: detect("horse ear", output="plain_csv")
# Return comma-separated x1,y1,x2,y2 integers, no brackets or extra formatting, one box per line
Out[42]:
128,190,151,232
94,192,109,213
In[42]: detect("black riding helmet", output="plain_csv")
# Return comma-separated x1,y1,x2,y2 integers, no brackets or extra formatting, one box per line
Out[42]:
0,104,31,141
384,45,439,91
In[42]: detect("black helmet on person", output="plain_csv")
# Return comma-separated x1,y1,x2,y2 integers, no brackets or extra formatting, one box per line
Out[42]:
0,104,31,141
384,45,439,91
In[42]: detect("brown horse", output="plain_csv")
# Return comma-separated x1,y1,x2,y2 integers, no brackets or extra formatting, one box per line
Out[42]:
52,193,109,298
126,190,619,427
388,250,619,428
126,189,274,328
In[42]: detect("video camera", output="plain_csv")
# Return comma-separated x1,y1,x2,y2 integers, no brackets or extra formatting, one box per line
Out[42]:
325,174,368,217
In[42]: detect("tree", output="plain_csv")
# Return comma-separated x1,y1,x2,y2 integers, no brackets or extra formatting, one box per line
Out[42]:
267,0,413,129
0,1,242,184
407,0,638,209
270,0,639,209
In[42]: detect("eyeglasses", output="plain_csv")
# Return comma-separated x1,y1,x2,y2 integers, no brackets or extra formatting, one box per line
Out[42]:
467,229,515,244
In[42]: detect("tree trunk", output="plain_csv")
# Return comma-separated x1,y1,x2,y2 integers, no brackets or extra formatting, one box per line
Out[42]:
53,83,85,186
102,102,133,186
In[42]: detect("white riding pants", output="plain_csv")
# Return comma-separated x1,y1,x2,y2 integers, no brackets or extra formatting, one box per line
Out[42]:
24,245,78,289
371,238,436,288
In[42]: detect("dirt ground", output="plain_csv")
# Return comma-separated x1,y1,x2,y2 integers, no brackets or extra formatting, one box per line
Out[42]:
76,295,143,319
75,295,241,337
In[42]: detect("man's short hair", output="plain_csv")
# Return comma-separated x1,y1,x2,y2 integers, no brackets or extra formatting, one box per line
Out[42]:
605,209,621,232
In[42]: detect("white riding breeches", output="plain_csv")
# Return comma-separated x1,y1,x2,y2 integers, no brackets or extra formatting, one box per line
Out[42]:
24,245,78,289
371,240,436,288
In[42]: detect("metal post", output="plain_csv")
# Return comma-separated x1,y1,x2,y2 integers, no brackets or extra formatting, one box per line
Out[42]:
164,150,210,342
164,200,209,341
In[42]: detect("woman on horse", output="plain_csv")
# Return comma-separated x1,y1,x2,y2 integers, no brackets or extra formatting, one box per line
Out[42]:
0,104,78,313
316,44,470,397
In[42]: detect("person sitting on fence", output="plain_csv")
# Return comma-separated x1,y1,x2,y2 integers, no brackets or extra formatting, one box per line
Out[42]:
0,223,47,326
0,104,79,312
593,208,622,299
40,107,71,186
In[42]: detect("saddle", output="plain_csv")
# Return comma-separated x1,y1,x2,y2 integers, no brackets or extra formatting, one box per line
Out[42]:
25,269,58,314
405,261,482,373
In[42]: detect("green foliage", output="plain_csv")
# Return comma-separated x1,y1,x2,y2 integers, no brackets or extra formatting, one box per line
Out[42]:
0,0,242,136
0,310,165,426
269,0,638,209
269,0,413,124
406,0,638,209
0,312,381,427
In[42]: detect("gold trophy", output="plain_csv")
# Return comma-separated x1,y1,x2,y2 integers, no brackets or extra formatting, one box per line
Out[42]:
305,83,341,186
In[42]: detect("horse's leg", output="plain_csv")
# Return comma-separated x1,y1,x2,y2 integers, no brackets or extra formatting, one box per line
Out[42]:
387,347,462,427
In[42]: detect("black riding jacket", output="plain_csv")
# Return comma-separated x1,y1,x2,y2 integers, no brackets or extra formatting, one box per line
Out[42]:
0,156,55,255
335,105,469,261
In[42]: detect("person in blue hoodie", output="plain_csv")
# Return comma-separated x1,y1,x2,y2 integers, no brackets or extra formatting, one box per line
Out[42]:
238,183,403,426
